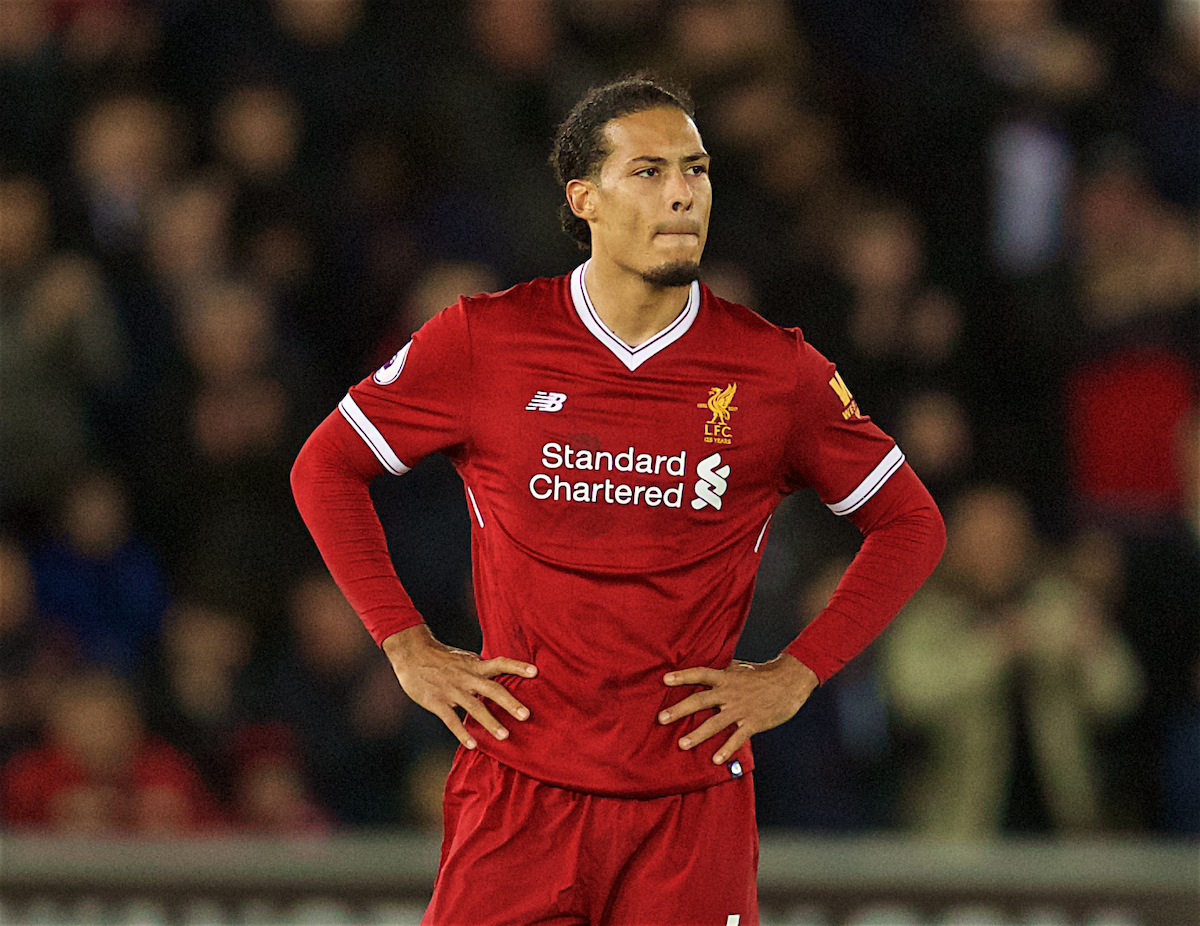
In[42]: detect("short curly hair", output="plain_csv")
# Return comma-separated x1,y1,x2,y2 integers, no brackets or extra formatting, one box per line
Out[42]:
549,74,695,250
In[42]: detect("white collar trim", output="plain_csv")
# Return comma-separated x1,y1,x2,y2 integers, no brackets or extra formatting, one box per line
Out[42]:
569,261,700,371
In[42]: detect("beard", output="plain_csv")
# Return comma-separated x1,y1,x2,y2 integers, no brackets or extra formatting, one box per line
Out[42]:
640,260,701,289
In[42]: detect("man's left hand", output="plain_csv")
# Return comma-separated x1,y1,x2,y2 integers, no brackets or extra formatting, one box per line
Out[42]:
659,654,820,764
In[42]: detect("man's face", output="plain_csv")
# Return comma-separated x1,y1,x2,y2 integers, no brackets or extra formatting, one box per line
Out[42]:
576,106,712,287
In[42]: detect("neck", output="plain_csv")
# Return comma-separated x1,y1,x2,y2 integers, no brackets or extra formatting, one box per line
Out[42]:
583,259,692,347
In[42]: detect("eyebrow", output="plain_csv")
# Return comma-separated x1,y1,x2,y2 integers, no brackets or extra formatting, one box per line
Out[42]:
628,153,711,166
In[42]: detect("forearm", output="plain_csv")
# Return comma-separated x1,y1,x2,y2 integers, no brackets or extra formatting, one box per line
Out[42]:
290,410,425,644
785,463,946,683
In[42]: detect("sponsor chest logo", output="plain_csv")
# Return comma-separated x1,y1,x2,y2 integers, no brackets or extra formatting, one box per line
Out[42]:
527,443,733,512
691,452,730,510
698,383,738,444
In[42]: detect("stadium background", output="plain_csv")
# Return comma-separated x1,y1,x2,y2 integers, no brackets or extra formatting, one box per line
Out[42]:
0,0,1196,923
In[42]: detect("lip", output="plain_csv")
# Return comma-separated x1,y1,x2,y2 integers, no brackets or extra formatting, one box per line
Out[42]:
655,231,700,241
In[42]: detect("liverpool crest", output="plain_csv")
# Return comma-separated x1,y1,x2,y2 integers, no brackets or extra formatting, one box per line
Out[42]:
698,383,738,444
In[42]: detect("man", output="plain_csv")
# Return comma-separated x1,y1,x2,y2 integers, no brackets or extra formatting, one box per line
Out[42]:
292,76,945,925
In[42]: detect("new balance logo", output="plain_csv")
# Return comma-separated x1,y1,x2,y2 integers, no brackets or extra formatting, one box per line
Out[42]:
691,452,730,510
526,391,567,412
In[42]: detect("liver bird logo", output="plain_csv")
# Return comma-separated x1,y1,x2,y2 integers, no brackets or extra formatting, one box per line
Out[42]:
702,383,739,425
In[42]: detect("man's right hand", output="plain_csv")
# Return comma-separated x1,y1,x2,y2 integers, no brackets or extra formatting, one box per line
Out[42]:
381,624,537,750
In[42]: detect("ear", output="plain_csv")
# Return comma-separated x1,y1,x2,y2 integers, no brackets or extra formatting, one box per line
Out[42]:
565,178,597,222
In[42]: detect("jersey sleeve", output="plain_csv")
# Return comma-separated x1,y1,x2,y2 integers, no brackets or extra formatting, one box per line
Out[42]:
291,409,426,645
338,300,472,473
778,333,945,683
782,335,904,514
783,462,946,682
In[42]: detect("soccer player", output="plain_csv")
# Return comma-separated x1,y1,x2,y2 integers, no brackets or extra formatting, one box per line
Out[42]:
291,76,946,925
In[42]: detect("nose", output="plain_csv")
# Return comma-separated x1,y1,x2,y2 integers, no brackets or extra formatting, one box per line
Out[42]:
667,169,693,212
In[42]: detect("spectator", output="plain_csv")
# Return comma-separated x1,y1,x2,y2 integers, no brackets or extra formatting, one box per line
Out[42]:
211,83,302,190
229,721,331,835
893,390,975,505
209,82,323,357
1061,148,1199,531
121,173,237,400
30,467,169,676
143,174,236,298
1,671,223,834
68,91,187,264
261,573,450,827
1070,144,1198,332
0,174,129,512
141,277,308,623
881,485,1144,839
138,601,256,804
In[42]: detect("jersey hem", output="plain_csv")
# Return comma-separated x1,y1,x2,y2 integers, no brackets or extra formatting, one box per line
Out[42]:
470,739,756,800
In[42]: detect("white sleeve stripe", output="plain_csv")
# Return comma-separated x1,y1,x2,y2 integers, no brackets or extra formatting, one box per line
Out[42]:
826,445,905,516
337,395,410,476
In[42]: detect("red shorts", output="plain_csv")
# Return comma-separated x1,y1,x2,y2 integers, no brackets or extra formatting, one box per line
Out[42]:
423,748,759,926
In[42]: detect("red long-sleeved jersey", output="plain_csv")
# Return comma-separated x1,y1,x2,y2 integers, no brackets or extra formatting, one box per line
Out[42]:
292,263,945,797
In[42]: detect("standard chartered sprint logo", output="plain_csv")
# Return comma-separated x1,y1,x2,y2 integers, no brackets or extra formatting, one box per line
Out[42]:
691,453,730,510
529,442,730,510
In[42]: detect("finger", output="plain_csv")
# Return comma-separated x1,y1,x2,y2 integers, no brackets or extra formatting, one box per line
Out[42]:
664,667,723,687
457,695,510,742
433,705,477,750
712,727,753,765
658,690,720,724
677,714,737,751
472,677,532,722
477,656,538,679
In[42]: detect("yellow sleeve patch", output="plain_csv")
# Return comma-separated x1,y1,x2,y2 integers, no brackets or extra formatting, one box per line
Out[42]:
829,372,862,420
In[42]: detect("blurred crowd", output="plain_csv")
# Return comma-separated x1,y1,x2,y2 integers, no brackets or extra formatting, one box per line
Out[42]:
0,0,1196,841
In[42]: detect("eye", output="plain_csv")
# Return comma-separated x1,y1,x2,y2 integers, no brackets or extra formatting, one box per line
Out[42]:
636,166,659,178
688,164,709,176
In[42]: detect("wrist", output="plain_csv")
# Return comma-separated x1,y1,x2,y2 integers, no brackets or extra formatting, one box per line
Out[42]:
775,652,820,698
381,623,434,664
